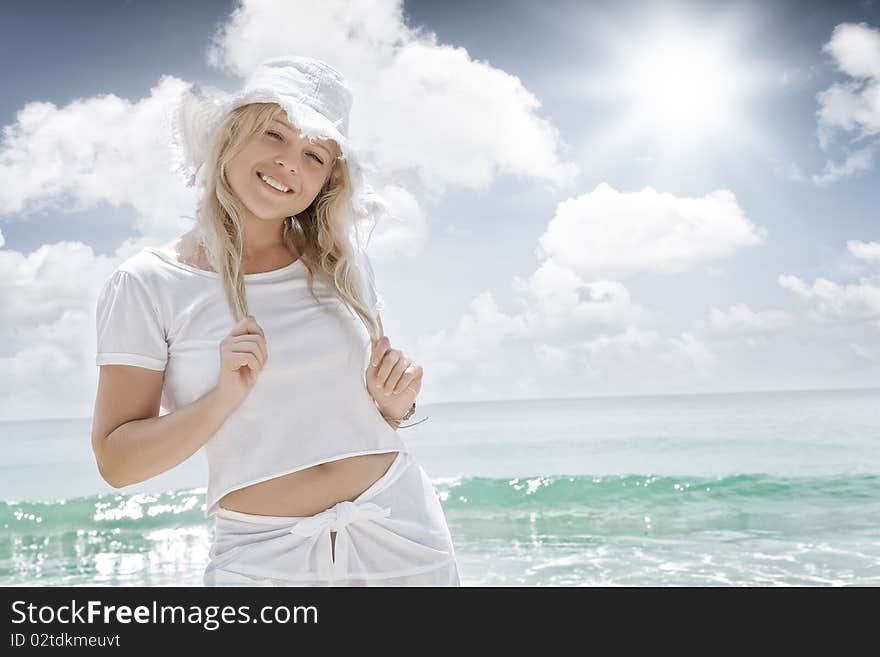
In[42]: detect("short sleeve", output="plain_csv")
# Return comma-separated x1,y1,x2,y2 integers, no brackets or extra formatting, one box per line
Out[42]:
358,248,385,314
95,270,168,371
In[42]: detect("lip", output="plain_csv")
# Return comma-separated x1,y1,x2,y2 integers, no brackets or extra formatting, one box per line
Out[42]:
256,171,294,195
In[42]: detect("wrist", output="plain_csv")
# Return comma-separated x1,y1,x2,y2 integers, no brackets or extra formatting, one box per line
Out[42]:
380,401,416,425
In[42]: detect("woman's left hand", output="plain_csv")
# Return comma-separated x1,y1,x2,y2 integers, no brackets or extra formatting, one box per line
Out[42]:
366,335,422,420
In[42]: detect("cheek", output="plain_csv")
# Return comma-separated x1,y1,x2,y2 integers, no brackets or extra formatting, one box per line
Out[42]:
224,152,253,188
225,162,244,187
228,141,265,174
225,168,253,202
302,171,329,197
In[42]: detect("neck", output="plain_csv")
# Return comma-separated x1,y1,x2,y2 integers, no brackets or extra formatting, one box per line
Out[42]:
241,215,288,256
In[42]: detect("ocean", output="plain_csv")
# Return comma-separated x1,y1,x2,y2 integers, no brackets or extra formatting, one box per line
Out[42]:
2,387,878,586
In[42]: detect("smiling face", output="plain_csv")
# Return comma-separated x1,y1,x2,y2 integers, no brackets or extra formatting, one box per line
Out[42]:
225,111,340,222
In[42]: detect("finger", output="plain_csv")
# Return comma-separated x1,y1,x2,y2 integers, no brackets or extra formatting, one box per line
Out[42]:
232,352,259,372
231,314,264,337
391,363,418,395
371,335,389,367
231,334,267,357
370,335,385,367
376,349,401,383
383,358,411,395
391,373,413,396
231,334,268,363
232,339,265,365
232,350,262,371
231,342,264,367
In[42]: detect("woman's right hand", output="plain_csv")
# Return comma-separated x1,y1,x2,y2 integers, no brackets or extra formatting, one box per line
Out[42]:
214,315,269,412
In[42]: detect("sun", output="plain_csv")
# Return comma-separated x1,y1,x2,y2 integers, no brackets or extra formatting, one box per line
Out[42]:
580,10,773,172
624,37,745,140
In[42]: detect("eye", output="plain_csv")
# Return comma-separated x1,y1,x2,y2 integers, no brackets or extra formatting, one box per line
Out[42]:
267,130,324,164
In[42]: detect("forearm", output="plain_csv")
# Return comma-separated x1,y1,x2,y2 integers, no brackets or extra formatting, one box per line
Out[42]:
98,388,233,488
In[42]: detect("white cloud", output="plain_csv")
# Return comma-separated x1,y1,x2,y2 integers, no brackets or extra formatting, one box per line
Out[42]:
0,242,107,328
847,239,880,264
510,258,652,342
0,241,130,419
206,0,414,79
534,343,572,374
815,80,879,149
0,308,96,419
822,21,880,82
416,291,529,380
359,183,427,257
812,142,878,186
0,76,195,225
779,270,880,329
849,341,879,363
814,22,880,182
576,326,719,384
413,184,769,401
535,182,765,280
692,303,794,341
415,295,720,400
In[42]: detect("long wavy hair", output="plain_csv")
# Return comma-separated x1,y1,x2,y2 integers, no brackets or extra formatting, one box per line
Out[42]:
191,101,380,340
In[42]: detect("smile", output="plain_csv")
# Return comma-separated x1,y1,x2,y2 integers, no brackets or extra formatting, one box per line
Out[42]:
256,172,293,194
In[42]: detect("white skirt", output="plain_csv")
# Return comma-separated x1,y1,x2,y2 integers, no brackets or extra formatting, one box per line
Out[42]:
203,450,461,586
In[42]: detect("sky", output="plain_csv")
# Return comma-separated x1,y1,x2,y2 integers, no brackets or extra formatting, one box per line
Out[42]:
0,0,878,420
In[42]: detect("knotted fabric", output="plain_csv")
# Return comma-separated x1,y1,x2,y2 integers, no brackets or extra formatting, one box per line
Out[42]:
289,500,392,582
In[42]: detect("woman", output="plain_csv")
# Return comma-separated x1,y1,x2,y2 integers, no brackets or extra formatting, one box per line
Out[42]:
91,56,461,586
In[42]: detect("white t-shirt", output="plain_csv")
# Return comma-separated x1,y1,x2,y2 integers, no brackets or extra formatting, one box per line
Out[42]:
95,243,407,518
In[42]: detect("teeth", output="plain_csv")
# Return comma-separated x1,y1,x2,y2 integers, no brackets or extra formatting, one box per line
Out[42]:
259,173,289,192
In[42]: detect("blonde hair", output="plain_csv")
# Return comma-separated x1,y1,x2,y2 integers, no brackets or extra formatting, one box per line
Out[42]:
192,102,381,340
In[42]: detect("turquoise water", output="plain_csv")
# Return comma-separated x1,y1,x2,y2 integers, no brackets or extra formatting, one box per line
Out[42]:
2,388,879,586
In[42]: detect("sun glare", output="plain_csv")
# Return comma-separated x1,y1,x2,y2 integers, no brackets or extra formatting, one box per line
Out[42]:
626,38,743,139
581,10,773,173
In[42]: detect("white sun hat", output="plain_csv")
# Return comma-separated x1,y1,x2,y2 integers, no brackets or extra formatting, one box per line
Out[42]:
164,55,388,240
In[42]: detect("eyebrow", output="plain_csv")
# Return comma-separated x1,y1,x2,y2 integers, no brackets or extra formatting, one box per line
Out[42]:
272,120,333,157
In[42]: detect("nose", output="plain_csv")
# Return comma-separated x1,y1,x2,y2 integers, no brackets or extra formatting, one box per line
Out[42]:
274,158,296,174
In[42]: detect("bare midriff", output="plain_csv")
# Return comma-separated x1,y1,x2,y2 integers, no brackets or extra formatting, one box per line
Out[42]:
217,451,401,517
218,452,401,562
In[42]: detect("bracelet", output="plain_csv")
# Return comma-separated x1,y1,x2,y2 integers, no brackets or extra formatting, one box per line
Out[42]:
397,415,429,429
381,401,429,429
381,401,415,424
